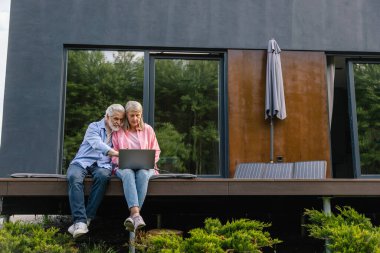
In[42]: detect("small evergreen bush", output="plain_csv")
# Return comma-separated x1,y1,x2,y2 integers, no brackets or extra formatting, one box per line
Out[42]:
78,241,118,253
0,220,117,253
133,230,183,253
134,217,281,253
304,206,380,253
182,228,224,253
0,221,76,253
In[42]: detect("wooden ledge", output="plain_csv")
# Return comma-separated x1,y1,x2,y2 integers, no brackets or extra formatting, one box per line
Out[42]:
1,178,380,197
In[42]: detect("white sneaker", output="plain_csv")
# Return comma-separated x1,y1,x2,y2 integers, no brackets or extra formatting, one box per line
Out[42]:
72,222,89,238
124,217,134,232
68,224,75,235
68,219,91,235
133,215,146,231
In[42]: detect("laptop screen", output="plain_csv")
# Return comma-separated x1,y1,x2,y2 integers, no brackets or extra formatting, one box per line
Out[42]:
118,149,155,170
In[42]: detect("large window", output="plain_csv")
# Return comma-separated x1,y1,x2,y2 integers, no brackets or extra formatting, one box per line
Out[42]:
63,49,227,177
63,50,144,171
348,61,380,177
152,56,222,175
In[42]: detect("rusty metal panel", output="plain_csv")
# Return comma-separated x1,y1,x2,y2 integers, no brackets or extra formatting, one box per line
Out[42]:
228,50,331,178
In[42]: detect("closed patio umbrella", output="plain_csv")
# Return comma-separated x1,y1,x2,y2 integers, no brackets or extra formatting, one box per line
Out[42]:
265,39,286,162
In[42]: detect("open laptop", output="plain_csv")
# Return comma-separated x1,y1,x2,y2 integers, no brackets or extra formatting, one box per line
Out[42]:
119,149,156,170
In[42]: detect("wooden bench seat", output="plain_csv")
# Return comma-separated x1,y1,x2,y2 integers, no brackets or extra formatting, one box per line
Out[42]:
2,177,380,197
2,177,380,216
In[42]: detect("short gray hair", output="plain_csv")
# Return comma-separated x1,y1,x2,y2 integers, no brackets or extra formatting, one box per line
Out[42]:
124,101,145,130
105,104,125,117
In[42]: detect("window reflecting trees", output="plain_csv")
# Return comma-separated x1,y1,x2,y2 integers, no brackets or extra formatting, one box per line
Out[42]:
64,50,224,176
64,50,144,171
352,63,380,175
154,58,220,175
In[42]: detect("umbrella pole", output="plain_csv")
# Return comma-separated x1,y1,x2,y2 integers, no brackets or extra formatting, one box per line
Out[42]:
270,118,274,163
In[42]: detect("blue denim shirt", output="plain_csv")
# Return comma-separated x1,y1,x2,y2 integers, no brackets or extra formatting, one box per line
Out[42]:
70,118,112,170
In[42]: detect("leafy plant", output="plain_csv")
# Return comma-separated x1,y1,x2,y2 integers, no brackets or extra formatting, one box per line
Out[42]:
133,218,281,253
0,221,77,253
182,228,224,253
132,230,183,253
78,241,117,253
304,206,380,252
0,220,118,253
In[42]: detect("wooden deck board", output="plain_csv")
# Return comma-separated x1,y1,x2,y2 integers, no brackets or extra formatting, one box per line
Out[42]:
1,178,380,197
2,178,380,215
0,181,7,195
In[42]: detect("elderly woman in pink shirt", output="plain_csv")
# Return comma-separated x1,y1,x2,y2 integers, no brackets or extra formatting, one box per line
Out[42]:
112,101,160,232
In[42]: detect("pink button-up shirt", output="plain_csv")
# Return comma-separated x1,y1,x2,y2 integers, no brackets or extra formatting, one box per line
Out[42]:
112,123,160,174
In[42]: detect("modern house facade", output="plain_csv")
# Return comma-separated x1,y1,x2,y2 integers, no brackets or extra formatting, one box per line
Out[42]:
1,1,380,251
1,0,379,179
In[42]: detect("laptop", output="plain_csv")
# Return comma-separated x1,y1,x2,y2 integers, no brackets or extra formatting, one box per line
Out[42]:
119,149,156,170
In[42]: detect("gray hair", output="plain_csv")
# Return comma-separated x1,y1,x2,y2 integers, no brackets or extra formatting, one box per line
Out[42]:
124,101,145,130
105,104,125,117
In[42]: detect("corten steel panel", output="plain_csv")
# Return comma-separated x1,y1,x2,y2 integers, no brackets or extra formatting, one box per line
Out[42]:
280,51,330,175
228,50,331,178
228,50,268,174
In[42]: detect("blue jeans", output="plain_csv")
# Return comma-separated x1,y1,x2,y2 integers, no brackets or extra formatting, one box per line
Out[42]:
116,168,154,210
67,163,111,223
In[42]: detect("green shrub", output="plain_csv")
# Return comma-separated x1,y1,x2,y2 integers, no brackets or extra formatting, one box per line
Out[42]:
134,218,281,253
216,218,280,252
182,228,224,253
78,241,117,253
0,221,77,253
304,206,380,253
133,230,183,253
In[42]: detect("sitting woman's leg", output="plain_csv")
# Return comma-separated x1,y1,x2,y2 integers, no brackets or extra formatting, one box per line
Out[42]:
135,169,155,209
116,169,139,209
116,168,154,232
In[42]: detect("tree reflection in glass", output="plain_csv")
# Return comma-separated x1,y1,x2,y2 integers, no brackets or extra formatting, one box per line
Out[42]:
64,50,144,172
353,63,380,174
154,59,220,175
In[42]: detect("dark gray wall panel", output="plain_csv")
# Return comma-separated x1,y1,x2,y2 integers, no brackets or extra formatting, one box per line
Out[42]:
1,0,380,176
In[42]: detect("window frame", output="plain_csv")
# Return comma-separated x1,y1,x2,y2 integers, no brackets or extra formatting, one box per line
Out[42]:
147,51,229,178
347,58,380,178
62,47,229,178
